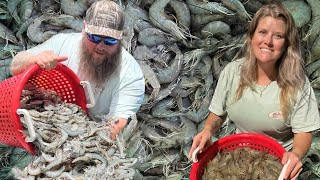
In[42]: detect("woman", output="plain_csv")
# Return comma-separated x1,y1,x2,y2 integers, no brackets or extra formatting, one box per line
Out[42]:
189,1,320,179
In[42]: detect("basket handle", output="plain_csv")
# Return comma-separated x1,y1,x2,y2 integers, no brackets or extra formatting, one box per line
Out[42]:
278,159,290,180
16,109,36,142
192,147,200,162
80,81,95,108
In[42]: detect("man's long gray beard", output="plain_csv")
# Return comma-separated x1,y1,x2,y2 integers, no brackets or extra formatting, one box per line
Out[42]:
78,42,122,85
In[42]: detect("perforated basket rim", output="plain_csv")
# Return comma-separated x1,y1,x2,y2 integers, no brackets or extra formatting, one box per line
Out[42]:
189,132,286,180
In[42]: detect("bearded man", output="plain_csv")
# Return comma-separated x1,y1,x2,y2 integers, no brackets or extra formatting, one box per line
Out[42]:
10,0,145,139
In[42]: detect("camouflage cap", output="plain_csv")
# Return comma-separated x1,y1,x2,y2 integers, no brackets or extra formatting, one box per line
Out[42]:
84,0,124,39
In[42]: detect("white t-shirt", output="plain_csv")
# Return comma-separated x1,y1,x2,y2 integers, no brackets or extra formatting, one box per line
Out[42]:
209,58,320,150
28,33,145,121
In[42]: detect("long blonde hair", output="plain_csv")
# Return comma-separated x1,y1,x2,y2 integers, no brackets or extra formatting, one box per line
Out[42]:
236,1,305,121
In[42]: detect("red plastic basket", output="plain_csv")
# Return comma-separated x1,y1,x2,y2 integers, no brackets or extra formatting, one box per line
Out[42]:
0,63,88,154
189,132,286,180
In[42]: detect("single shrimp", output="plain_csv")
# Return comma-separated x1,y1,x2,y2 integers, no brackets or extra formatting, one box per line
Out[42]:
200,21,231,39
151,98,185,118
191,14,225,28
185,88,214,123
186,0,235,15
142,77,180,110
306,59,320,76
137,60,161,102
221,0,252,21
305,0,320,45
183,37,220,49
0,22,18,44
19,0,33,22
60,0,87,17
156,43,183,84
123,0,150,52
7,0,22,24
178,75,204,90
242,0,262,13
138,28,177,47
168,0,191,29
310,33,320,62
134,19,154,33
125,0,149,21
27,15,57,43
149,0,186,41
183,47,216,70
45,14,83,32
16,17,34,37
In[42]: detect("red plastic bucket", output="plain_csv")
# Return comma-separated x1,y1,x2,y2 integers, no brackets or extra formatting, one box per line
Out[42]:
0,63,87,154
189,132,286,180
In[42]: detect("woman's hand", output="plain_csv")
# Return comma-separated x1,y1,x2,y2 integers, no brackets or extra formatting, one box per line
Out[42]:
281,151,303,180
33,51,68,69
188,113,224,160
188,128,213,159
280,132,312,179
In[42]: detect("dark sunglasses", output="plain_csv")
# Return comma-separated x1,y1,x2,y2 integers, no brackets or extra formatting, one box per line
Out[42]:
86,32,119,45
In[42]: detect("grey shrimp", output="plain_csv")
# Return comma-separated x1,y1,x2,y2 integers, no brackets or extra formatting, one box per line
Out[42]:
184,34,245,70
221,0,252,21
170,116,197,146
27,15,57,43
186,0,235,15
60,0,87,17
149,0,186,41
310,36,320,62
142,77,180,110
200,21,231,39
156,43,184,84
178,75,204,90
185,88,214,123
151,98,185,118
138,28,177,47
126,0,149,21
121,114,139,142
306,59,320,76
16,17,35,37
137,60,161,102
134,19,154,33
171,86,198,98
124,0,151,52
305,0,320,45
46,14,84,32
168,0,191,29
133,45,157,62
0,22,18,44
183,37,220,49
183,47,217,71
176,96,192,112
191,14,225,28
19,0,33,22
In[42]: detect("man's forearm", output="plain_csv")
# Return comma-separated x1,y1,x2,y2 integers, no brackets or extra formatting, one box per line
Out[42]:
291,132,312,159
11,51,35,75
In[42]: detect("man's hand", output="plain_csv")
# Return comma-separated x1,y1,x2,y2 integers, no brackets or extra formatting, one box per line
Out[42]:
110,118,128,140
33,51,68,69
11,51,68,76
